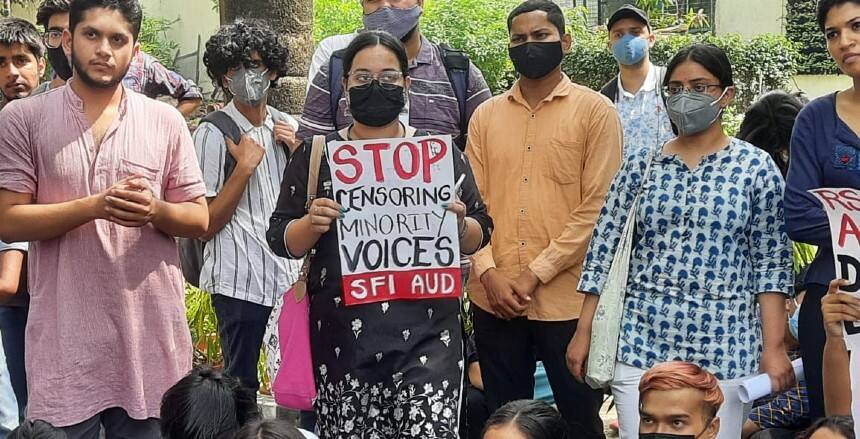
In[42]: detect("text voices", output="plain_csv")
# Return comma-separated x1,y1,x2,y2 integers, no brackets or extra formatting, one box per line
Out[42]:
344,268,463,306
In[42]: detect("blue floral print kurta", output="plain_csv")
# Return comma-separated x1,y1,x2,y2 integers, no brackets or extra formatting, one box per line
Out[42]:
579,138,793,379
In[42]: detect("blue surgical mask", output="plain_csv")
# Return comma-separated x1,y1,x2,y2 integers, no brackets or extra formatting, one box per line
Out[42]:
612,33,648,66
789,304,801,341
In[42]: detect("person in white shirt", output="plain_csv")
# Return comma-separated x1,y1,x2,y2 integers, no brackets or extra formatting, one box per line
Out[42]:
307,31,357,91
194,19,302,393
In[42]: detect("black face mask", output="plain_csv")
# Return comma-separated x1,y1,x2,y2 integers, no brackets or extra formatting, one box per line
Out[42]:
47,46,73,81
348,81,406,127
508,41,564,80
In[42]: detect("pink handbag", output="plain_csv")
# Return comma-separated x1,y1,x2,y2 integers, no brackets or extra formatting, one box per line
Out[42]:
272,286,315,410
271,135,326,411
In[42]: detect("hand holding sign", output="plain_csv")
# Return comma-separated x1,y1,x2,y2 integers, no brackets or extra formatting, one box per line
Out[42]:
823,278,860,339
309,198,345,235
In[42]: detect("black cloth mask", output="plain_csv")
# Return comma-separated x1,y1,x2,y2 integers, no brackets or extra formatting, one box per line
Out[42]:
348,81,406,127
47,47,73,81
508,41,564,80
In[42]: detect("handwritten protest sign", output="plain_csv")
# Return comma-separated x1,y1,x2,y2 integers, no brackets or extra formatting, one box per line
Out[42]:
327,134,462,306
810,188,860,348
810,187,860,439
809,188,860,350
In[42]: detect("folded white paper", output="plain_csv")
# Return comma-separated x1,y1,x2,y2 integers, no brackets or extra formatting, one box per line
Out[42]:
738,358,804,403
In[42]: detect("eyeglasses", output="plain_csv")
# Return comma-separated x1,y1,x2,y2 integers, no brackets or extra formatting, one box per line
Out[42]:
348,71,404,90
663,83,724,96
42,30,63,49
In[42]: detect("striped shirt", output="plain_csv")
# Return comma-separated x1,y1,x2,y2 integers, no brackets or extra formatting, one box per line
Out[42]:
194,102,302,307
297,35,492,145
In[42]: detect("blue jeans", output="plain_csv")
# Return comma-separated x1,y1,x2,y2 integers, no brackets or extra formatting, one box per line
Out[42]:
0,335,18,437
0,306,26,420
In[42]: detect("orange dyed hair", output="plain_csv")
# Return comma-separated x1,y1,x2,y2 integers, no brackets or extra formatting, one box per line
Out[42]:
639,361,725,418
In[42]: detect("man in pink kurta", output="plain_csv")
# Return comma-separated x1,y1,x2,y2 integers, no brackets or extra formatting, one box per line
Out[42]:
0,1,207,435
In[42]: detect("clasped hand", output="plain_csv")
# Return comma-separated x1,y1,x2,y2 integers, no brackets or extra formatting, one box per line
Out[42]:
99,176,158,227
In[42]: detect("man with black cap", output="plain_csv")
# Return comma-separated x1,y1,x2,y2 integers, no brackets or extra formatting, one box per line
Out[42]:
601,4,673,157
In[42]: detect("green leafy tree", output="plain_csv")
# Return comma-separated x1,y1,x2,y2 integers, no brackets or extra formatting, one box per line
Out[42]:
786,0,839,75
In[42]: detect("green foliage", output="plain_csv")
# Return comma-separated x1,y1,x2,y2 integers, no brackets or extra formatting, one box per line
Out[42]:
563,31,800,114
138,17,180,69
186,284,272,393
313,0,362,44
793,243,817,273
786,0,839,75
422,0,521,93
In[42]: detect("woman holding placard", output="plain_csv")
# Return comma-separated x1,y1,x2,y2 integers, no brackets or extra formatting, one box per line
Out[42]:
784,0,860,422
267,30,492,439
568,44,794,439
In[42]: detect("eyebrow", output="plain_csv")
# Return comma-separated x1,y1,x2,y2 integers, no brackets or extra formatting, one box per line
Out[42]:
826,15,860,32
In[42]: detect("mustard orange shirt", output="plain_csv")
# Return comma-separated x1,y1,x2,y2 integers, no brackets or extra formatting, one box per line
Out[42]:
466,74,622,321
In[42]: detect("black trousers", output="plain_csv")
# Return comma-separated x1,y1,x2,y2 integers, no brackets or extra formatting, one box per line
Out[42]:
62,408,159,439
798,283,827,420
472,306,605,439
211,294,273,392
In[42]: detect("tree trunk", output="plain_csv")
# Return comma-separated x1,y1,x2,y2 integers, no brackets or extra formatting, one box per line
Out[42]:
221,0,313,114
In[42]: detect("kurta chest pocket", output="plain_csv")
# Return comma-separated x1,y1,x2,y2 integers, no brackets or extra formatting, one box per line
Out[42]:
118,159,162,191
833,144,860,170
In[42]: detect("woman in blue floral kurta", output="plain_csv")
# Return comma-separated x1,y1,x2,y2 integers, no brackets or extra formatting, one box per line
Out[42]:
567,44,794,439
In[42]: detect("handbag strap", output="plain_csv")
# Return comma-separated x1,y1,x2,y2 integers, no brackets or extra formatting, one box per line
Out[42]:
294,136,327,303
306,135,326,207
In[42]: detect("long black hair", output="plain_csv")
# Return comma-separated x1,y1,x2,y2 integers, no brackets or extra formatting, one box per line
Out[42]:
341,30,409,78
801,416,855,439
663,43,734,89
736,91,804,176
8,420,67,439
159,367,260,439
483,400,569,439
235,419,306,439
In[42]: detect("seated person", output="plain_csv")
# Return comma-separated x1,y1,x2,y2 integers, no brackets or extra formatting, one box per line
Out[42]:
236,419,317,439
820,279,859,417
800,416,854,439
743,276,811,439
160,368,260,439
482,400,568,439
638,361,724,439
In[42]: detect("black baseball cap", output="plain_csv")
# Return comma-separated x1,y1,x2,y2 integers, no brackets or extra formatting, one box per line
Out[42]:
607,4,650,31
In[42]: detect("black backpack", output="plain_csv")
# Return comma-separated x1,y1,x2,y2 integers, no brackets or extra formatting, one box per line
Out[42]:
178,108,289,288
328,43,471,151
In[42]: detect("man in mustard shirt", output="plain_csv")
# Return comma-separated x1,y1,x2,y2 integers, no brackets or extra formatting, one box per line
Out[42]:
466,1,622,437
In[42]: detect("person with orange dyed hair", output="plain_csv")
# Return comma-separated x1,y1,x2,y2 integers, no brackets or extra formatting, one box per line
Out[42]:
638,362,725,439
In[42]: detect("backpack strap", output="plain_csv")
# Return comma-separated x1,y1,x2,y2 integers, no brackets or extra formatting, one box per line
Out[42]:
328,50,346,125
200,110,243,183
439,44,470,150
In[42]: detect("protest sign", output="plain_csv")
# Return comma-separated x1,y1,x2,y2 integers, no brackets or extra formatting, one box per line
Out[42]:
810,188,860,349
326,134,462,306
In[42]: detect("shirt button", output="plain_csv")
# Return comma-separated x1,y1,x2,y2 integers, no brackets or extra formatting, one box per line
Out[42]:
530,114,536,119
527,145,533,151
523,177,529,183
519,208,526,215
520,241,526,247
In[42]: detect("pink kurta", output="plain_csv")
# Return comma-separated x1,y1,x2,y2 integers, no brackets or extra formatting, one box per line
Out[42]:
0,83,205,426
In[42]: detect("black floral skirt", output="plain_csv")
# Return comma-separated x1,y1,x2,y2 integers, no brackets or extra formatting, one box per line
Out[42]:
310,289,464,439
